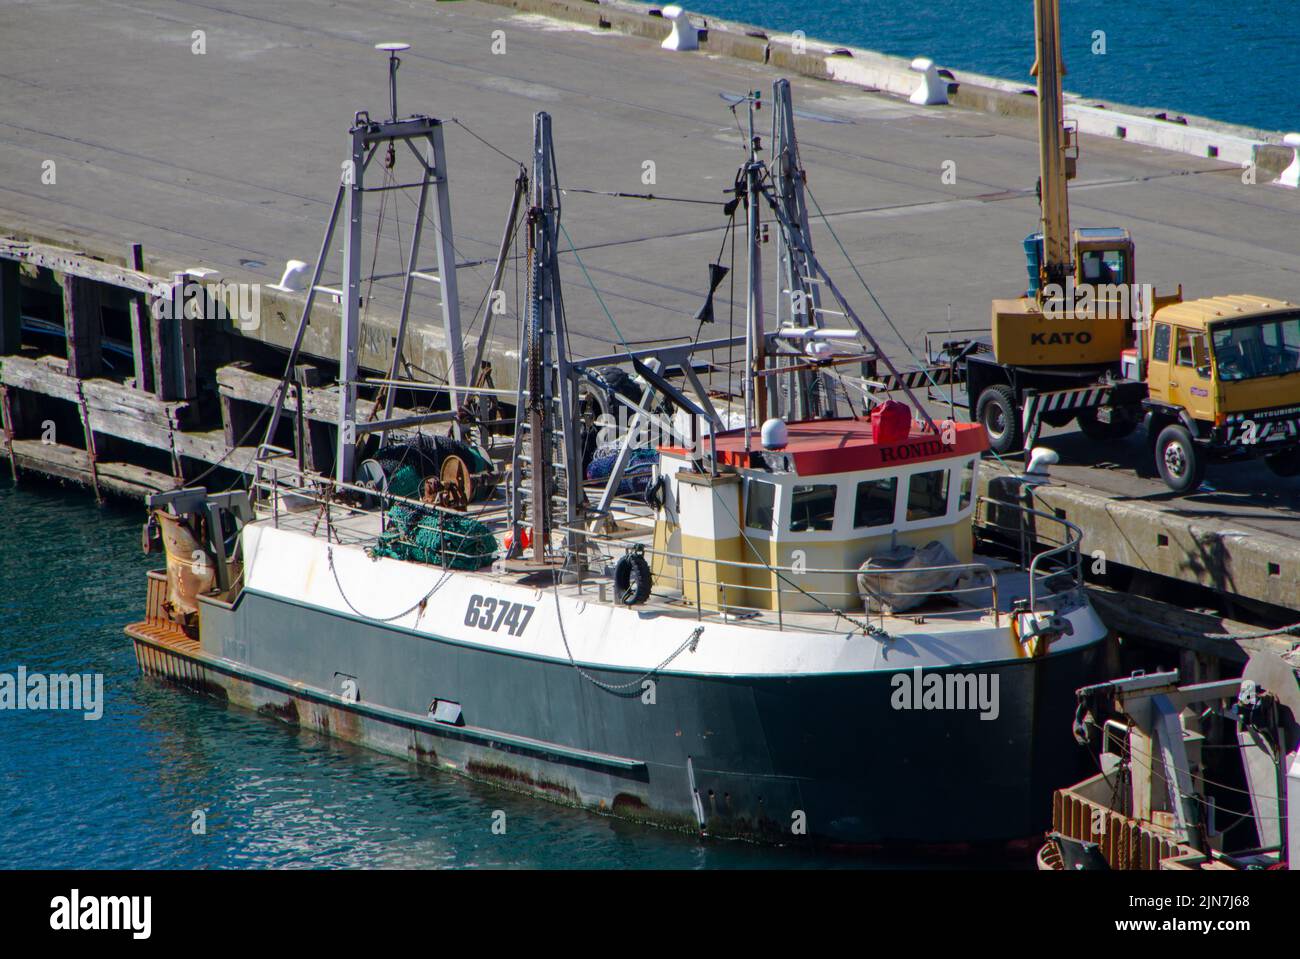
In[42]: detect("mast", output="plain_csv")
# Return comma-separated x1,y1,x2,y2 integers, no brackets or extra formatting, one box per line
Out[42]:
509,111,583,565
759,82,938,434
1033,0,1072,298
771,78,835,419
255,43,467,484
743,90,766,448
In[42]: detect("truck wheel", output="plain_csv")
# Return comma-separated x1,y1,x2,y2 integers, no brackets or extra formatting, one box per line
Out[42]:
1265,449,1300,477
1155,424,1205,494
976,384,1021,454
1077,406,1138,441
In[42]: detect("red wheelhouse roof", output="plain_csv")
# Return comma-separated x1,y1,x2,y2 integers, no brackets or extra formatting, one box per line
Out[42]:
662,417,988,477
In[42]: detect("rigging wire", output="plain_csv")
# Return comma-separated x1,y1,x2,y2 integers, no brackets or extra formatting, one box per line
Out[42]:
801,179,1038,474
556,219,631,354
448,116,526,169
562,187,723,207
727,209,737,404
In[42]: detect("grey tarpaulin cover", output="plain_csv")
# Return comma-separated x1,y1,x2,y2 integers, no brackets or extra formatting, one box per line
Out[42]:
856,540,990,614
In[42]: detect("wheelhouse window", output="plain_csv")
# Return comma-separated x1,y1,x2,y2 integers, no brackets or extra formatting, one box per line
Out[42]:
958,460,975,511
789,484,837,532
1212,315,1300,382
906,469,949,521
853,476,897,529
744,479,776,532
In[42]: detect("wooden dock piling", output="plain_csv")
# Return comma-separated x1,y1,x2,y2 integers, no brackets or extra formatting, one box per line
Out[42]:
59,273,104,379
127,243,154,394
0,259,20,356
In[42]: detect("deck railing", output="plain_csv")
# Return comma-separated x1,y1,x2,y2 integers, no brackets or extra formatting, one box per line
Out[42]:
245,452,1083,630
559,495,1082,629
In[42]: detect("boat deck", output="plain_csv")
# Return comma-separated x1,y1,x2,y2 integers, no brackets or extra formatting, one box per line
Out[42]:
262,487,1048,636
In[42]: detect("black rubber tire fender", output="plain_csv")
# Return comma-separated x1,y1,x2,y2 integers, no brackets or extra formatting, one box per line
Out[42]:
613,552,653,605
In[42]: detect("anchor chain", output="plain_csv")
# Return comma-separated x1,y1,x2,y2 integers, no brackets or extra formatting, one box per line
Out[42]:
552,574,703,694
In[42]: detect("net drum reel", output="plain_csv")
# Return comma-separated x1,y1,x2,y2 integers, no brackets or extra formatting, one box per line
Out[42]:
358,434,497,509
421,451,498,510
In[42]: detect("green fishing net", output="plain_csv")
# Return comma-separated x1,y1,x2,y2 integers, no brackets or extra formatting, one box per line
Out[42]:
372,502,498,570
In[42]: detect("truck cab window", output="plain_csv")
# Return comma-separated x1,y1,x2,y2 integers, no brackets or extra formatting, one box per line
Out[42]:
1213,316,1300,381
1080,249,1127,286
1177,330,1210,377
1151,323,1171,363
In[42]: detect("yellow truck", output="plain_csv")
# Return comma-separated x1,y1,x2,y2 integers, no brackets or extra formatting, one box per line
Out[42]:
940,0,1300,494
1142,295,1300,491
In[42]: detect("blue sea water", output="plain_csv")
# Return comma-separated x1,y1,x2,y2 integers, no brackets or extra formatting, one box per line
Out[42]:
0,478,1029,869
688,0,1300,133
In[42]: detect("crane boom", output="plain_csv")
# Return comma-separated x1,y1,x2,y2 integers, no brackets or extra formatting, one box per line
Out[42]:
1033,0,1071,295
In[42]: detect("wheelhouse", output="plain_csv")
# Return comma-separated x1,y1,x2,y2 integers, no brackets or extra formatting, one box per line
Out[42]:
652,417,989,613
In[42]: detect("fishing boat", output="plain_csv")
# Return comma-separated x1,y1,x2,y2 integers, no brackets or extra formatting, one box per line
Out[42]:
125,56,1108,845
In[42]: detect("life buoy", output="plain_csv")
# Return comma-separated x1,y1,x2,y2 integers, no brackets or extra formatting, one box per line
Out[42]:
613,552,652,605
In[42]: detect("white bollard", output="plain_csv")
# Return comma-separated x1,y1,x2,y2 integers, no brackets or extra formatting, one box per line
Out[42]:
270,259,309,293
1023,446,1059,485
1278,133,1300,189
660,5,699,52
909,57,948,106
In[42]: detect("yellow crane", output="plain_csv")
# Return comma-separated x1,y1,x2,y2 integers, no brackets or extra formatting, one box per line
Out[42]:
955,0,1300,492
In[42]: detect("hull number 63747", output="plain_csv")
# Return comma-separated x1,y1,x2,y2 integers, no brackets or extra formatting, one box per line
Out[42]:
465,595,535,637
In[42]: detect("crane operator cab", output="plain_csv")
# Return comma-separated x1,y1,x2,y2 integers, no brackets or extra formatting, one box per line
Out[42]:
995,226,1146,369
1074,228,1133,290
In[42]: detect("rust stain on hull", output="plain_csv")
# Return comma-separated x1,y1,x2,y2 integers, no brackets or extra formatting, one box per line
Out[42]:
257,697,300,725
464,759,580,803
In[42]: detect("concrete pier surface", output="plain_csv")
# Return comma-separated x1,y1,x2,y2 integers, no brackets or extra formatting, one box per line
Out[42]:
1,0,1299,608
3,0,1298,360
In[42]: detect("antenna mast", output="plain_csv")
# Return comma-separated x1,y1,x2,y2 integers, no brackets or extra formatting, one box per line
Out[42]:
258,42,467,484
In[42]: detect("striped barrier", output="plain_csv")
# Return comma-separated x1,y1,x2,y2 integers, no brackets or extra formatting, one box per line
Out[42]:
859,366,957,393
1021,386,1114,449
